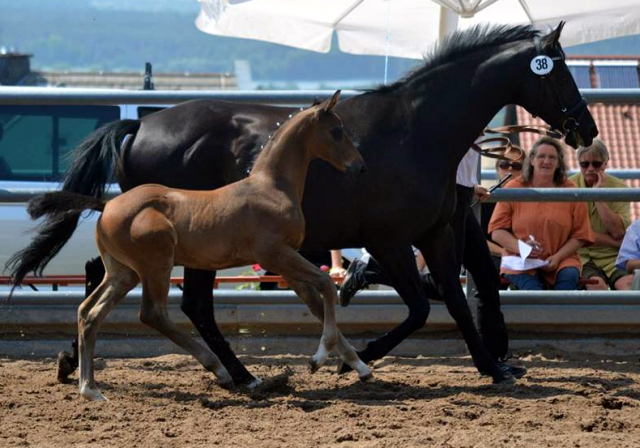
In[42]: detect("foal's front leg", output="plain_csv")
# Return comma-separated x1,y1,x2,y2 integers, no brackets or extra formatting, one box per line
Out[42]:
259,248,372,381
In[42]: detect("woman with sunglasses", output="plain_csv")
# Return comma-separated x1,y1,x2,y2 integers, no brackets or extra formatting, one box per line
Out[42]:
482,154,525,275
489,137,594,290
569,139,633,290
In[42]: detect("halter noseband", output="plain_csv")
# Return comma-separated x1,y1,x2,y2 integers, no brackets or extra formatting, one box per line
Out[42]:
532,36,587,135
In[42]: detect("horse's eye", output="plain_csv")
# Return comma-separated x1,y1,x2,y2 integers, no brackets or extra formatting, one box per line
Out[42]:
330,126,343,141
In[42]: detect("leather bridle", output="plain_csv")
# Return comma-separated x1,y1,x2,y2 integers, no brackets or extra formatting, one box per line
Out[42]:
532,36,588,135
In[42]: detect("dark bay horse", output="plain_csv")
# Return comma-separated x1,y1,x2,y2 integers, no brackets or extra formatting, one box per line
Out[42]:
19,92,371,401
8,23,597,387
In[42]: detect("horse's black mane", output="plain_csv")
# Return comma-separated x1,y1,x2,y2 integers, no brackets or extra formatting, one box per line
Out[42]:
373,24,541,94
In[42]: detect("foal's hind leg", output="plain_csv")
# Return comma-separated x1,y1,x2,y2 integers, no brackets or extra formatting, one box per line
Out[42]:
78,254,139,401
138,268,234,390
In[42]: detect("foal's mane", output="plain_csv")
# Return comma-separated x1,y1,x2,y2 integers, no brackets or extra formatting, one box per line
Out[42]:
373,24,541,94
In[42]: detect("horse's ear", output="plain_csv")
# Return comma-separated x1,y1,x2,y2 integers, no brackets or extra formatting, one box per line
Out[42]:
322,90,341,113
544,21,565,47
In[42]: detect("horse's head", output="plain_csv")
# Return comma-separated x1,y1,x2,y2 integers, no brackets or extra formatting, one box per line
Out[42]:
517,22,598,149
309,90,366,174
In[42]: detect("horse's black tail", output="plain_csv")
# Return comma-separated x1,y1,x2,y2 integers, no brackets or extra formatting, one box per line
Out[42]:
63,119,140,197
5,192,106,293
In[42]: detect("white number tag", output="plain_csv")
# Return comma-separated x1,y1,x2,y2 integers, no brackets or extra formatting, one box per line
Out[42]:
530,56,554,75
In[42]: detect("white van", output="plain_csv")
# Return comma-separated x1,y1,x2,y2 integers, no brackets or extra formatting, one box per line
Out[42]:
0,102,167,277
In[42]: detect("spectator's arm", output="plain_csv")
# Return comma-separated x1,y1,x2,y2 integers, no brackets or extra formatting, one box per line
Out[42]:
329,250,346,277
486,240,504,257
625,259,640,274
491,229,520,254
544,237,585,272
595,202,626,239
593,230,624,248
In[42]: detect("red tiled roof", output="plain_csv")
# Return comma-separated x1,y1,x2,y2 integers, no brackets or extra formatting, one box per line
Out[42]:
516,103,640,220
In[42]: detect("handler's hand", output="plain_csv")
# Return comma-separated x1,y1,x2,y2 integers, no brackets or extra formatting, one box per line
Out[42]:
473,185,490,202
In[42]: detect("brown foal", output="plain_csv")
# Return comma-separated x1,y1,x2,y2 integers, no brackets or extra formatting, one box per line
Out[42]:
58,90,370,400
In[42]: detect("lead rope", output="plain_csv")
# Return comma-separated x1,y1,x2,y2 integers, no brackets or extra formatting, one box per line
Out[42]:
471,124,563,161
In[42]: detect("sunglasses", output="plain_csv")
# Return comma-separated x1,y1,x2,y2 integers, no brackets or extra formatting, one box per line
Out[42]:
498,161,523,170
579,160,604,169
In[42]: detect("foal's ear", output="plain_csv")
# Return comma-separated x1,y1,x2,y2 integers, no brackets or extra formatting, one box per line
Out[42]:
322,90,341,113
544,21,565,46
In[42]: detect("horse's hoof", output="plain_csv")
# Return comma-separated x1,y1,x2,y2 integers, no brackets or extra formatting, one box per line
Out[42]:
246,378,263,390
218,379,236,391
309,359,320,374
56,351,77,384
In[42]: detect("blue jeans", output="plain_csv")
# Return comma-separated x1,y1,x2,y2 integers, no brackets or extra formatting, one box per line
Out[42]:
504,267,580,290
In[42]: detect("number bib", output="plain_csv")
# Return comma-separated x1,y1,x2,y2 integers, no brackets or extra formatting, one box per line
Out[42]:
530,55,554,75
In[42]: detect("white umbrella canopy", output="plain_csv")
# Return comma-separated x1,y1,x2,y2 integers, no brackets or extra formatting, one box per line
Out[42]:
195,0,640,60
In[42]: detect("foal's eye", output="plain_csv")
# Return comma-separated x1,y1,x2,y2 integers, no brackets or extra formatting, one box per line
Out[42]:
330,126,343,141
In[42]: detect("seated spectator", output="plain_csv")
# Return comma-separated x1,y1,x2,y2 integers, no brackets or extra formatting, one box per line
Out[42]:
481,150,525,277
616,220,640,278
569,139,633,290
489,137,594,290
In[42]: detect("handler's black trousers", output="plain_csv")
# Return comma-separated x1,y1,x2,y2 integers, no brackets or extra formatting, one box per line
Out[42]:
360,184,509,360
453,185,508,361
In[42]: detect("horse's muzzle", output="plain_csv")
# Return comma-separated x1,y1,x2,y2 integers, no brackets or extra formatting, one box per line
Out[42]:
346,159,367,175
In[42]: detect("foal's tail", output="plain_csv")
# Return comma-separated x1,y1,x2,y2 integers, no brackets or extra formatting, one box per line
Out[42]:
5,192,106,292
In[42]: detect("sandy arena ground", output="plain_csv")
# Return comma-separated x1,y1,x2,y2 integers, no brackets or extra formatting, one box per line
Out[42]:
1,350,640,448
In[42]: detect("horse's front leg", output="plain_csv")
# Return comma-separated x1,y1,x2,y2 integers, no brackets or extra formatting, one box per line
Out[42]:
344,245,431,369
415,225,514,384
181,268,259,387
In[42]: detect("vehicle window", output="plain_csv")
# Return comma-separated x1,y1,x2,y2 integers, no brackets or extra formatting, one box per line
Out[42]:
0,105,119,181
137,106,166,118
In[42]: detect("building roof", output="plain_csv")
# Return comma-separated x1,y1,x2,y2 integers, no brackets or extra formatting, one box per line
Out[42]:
21,70,237,90
516,103,640,220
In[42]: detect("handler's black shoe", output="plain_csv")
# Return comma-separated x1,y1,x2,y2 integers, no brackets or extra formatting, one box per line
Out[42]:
339,259,368,307
495,361,527,379
479,360,527,380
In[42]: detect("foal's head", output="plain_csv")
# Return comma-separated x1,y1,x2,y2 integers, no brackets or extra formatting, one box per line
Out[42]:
303,90,366,174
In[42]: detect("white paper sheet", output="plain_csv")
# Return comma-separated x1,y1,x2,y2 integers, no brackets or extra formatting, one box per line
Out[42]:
501,239,549,271
501,256,549,271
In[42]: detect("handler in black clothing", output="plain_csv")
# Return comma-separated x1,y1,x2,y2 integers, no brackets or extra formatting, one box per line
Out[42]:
339,148,526,378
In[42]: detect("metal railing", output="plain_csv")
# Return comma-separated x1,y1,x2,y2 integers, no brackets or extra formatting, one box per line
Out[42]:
1,86,639,105
4,186,640,203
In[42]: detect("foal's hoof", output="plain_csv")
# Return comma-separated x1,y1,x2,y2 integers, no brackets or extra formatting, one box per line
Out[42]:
336,360,353,375
309,359,321,374
56,351,77,384
359,372,374,383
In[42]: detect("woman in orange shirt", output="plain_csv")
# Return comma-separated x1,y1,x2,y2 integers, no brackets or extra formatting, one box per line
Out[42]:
489,137,594,290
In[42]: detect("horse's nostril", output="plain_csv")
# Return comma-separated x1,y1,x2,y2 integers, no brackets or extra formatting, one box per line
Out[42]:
590,126,599,138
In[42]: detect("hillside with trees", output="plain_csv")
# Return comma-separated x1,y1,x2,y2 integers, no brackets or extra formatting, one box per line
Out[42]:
0,0,637,85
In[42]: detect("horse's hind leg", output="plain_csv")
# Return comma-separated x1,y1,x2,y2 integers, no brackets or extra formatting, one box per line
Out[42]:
180,268,258,387
138,268,234,390
78,254,138,401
